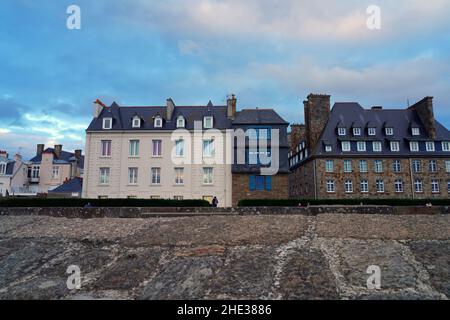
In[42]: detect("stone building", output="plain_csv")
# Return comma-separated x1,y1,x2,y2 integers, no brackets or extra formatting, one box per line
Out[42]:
289,94,450,199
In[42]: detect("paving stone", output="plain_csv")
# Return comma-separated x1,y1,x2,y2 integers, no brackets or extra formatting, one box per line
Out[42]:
0,216,45,234
317,214,450,240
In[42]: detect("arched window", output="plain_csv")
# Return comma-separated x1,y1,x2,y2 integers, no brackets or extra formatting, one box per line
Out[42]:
132,116,141,128
154,116,163,128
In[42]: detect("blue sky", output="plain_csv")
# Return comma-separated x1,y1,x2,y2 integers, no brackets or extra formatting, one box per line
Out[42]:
1,0,450,159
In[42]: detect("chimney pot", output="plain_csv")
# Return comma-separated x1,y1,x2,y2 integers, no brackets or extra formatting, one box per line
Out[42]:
54,145,62,159
74,149,82,160
227,94,237,119
166,98,175,121
36,144,45,156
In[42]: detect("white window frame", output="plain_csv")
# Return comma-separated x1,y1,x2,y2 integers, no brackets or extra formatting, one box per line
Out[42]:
203,139,214,157
152,140,162,157
101,140,112,157
374,160,383,173
390,141,400,152
326,180,335,193
32,166,40,179
442,141,450,152
103,117,112,130
338,128,346,136
412,127,420,136
412,160,422,173
132,116,141,128
429,160,438,173
414,179,423,193
154,116,163,128
359,160,368,173
344,160,353,173
99,167,110,185
203,116,213,129
410,141,419,152
376,179,385,193
0,163,6,175
395,179,404,193
368,128,376,136
431,180,440,193
393,160,402,173
176,116,185,128
175,139,185,157
385,127,394,136
360,180,369,193
325,145,332,152
445,160,450,173
203,167,213,185
353,127,361,136
342,141,351,152
175,167,184,185
372,141,382,152
357,141,366,152
151,167,161,185
325,160,334,173
129,140,140,157
128,168,138,185
426,141,435,152
52,166,60,179
344,180,353,193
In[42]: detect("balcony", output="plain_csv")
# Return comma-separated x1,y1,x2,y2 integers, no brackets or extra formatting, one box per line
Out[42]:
11,186,39,196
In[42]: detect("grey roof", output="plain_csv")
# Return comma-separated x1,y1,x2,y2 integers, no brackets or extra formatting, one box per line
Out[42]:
313,102,450,157
87,102,233,131
49,178,83,194
29,148,84,168
233,109,288,125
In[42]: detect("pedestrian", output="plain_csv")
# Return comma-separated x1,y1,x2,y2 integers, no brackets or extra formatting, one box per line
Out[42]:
212,196,218,208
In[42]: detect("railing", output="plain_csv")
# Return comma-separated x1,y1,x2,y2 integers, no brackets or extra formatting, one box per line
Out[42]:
11,186,39,195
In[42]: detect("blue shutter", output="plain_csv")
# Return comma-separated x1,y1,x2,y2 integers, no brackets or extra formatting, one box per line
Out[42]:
249,176,256,191
265,176,272,191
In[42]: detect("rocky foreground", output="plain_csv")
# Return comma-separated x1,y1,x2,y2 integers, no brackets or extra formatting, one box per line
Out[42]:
0,214,449,300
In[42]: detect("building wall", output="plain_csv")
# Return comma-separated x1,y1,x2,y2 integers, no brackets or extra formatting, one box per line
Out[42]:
232,173,289,206
289,160,315,199
82,131,233,207
10,160,28,192
37,153,72,193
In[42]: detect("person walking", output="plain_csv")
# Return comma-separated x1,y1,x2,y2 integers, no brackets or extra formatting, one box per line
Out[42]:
212,196,219,208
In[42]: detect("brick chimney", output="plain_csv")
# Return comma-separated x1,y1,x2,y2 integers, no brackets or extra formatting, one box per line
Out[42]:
74,149,82,160
54,145,62,159
304,94,331,150
36,144,45,156
290,124,306,151
408,97,436,138
166,98,175,121
227,94,237,119
0,150,8,159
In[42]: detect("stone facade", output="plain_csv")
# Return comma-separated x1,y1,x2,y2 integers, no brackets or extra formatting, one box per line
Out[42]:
232,173,289,206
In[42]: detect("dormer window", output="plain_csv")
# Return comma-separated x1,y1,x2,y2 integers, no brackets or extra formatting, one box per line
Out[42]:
132,116,141,128
353,128,361,136
0,162,6,175
426,141,435,152
368,128,376,136
154,116,163,128
325,145,332,152
410,141,419,152
338,128,346,136
385,128,394,136
177,116,185,128
203,116,213,129
103,117,112,130
412,128,420,136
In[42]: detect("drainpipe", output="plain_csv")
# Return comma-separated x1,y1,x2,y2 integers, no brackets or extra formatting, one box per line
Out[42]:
409,159,414,199
313,158,318,200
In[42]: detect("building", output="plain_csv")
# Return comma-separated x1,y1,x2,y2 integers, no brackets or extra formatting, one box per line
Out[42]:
289,94,450,199
82,97,289,206
0,151,28,196
48,177,83,198
27,145,84,195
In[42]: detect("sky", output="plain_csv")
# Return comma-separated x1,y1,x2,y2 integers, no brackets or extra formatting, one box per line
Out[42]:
1,0,450,159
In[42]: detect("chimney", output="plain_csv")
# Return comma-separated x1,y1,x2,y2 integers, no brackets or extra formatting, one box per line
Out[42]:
74,149,82,160
14,154,22,162
166,98,175,121
93,99,106,118
290,124,306,151
0,151,8,159
227,94,237,119
304,94,331,150
54,145,62,159
36,144,45,156
408,96,436,138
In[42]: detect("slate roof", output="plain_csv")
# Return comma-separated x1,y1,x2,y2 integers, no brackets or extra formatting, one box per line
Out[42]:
49,178,83,194
313,102,450,157
29,148,84,168
87,102,233,131
233,109,289,125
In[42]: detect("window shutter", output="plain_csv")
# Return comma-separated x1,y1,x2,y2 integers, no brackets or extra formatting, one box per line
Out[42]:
265,176,272,191
249,176,256,191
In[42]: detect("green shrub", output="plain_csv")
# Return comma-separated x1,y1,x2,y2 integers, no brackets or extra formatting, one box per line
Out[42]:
237,198,450,207
0,198,210,208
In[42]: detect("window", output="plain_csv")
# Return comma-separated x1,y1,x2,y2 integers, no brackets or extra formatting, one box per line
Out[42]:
342,141,351,152
385,128,394,136
372,141,382,152
448,181,450,193
395,179,404,193
376,179,385,193
325,145,332,152
412,160,422,173
101,140,112,157
128,168,138,185
431,180,440,193
175,139,184,157
151,168,161,185
326,180,335,193
442,141,450,152
344,180,353,193
203,140,214,157
393,160,402,173
203,167,213,185
174,196,184,200
446,160,450,173
359,160,368,173
368,128,376,136
175,168,184,185
412,128,420,136
374,160,383,173
99,168,109,185
390,141,400,152
0,163,5,175
129,140,140,157
249,175,272,191
344,160,353,173
32,166,40,179
429,160,438,173
52,166,59,179
353,127,361,136
203,116,213,129
132,116,141,128
154,116,163,128
410,141,419,152
102,117,112,130
152,140,162,157
357,141,366,152
360,180,369,193
177,116,185,128
325,160,334,173
338,128,346,136
414,179,423,193
426,141,435,152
